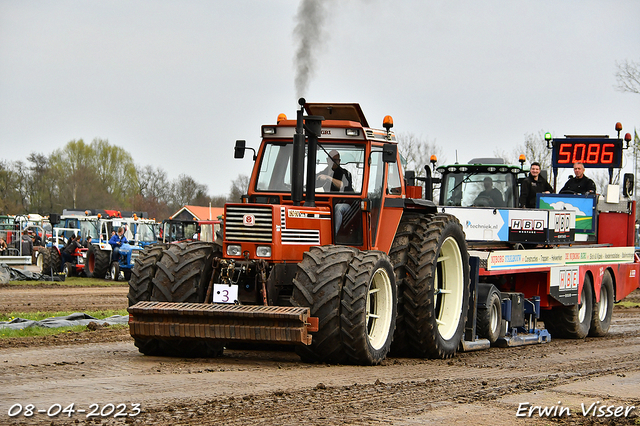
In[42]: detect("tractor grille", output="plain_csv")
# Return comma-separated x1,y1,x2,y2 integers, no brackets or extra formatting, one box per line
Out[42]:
281,229,320,245
225,205,273,243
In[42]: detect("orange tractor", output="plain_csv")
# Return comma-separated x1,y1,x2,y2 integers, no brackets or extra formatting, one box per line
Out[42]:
128,99,470,365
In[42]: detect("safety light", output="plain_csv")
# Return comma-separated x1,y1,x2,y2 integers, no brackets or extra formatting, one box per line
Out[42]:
625,133,632,142
277,113,287,123
383,115,394,130
544,132,552,141
345,129,359,136
97,214,102,219
519,154,526,162
263,127,276,135
430,155,438,163
615,122,623,132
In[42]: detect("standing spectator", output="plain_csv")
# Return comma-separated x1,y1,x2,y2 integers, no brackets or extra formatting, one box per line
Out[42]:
0,237,8,256
30,231,44,264
519,162,554,208
21,232,33,258
82,235,93,248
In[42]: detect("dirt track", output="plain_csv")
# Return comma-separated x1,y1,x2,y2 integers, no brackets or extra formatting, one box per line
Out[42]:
1,284,639,425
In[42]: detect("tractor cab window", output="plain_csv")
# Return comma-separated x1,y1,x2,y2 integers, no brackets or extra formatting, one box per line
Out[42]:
255,142,365,194
137,223,156,243
442,172,517,208
387,162,402,195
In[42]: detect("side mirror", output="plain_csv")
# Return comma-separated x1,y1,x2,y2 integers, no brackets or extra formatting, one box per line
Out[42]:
623,173,634,197
234,140,246,159
382,143,397,163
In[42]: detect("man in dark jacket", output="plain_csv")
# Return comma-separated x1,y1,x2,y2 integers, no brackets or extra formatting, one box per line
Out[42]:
519,162,554,208
560,162,596,194
61,234,81,270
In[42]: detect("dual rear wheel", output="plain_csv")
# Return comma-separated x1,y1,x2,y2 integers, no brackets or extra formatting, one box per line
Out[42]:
542,271,614,339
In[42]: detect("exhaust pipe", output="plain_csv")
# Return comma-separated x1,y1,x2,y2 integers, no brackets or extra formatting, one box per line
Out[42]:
291,98,324,207
291,99,306,206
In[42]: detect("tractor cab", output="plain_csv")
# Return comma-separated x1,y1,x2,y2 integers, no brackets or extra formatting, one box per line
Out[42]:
437,159,527,208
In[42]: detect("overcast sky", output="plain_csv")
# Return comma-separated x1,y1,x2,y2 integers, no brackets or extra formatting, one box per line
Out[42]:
1,1,638,196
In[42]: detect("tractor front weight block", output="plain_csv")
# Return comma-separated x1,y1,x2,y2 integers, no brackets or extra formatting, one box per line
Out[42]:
128,302,316,345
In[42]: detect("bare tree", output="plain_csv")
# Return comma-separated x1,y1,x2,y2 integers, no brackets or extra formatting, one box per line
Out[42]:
229,174,250,202
396,132,445,176
615,59,640,94
170,174,208,209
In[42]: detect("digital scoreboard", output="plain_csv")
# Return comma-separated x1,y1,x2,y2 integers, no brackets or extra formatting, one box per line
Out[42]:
551,137,623,169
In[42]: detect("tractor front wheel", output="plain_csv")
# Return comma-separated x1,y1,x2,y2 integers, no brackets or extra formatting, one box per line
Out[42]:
150,242,224,357
84,245,110,279
340,251,397,365
41,247,61,276
291,245,357,364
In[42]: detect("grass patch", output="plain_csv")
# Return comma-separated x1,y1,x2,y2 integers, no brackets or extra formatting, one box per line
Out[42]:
616,300,640,308
7,276,127,287
0,309,128,322
0,323,128,338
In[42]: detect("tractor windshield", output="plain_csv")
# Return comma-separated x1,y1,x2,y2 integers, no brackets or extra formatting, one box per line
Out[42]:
136,223,156,243
442,172,517,208
255,142,365,194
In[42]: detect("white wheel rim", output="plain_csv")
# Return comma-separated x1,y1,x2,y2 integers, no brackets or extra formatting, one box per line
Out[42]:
434,236,464,340
111,265,117,280
578,287,587,323
598,284,608,322
366,267,393,350
37,254,43,269
490,300,499,334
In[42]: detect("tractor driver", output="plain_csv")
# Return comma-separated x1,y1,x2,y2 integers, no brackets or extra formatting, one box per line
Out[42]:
109,226,128,262
316,150,353,193
474,177,504,207
316,150,354,234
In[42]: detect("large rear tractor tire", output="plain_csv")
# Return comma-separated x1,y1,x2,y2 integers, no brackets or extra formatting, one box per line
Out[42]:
291,245,357,364
127,244,168,355
150,241,224,357
542,274,593,339
84,245,110,279
127,244,167,306
41,247,62,276
589,271,614,337
388,213,421,354
341,251,397,365
402,213,470,359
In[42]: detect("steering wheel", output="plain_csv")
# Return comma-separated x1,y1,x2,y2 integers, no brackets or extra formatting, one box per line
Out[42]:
473,196,492,207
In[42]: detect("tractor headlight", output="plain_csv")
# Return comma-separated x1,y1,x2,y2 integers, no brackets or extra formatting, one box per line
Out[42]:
256,246,271,257
227,245,242,256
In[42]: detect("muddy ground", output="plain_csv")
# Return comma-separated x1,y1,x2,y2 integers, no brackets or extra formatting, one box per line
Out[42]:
1,283,639,426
